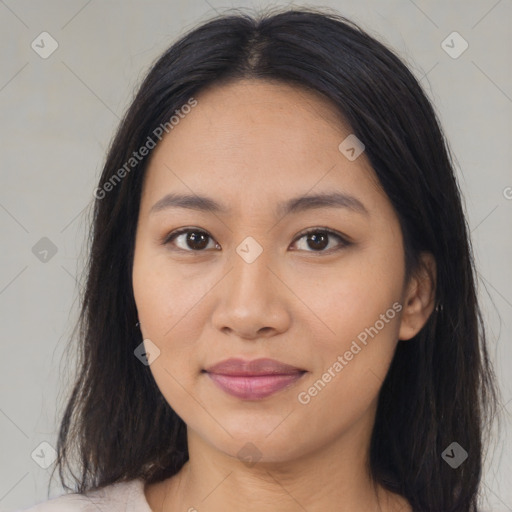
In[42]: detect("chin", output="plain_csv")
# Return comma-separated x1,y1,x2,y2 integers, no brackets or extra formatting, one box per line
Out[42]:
197,420,310,466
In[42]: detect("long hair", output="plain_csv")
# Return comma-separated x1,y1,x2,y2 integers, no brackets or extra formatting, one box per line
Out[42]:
52,7,499,511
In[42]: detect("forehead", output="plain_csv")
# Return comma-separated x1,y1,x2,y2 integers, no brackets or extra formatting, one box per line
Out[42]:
140,79,382,214
197,78,347,127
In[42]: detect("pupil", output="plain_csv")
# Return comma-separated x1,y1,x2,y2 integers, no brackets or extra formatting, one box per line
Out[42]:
188,231,208,250
308,232,328,250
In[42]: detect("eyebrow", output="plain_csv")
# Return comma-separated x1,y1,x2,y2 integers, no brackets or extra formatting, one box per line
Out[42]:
149,191,369,217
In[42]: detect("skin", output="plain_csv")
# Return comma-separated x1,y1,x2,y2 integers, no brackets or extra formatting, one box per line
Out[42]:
132,79,436,512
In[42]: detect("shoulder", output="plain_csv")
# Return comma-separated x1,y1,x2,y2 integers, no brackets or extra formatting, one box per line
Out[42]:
17,478,152,512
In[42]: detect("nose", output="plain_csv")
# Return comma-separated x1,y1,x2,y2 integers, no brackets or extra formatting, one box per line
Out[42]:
210,247,292,340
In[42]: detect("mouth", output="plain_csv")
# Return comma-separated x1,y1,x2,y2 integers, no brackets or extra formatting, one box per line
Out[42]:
203,358,307,400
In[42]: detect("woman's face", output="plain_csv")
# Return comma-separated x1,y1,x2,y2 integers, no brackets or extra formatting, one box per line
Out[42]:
132,79,427,464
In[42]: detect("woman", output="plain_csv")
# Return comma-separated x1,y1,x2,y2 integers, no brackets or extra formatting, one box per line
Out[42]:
21,6,498,512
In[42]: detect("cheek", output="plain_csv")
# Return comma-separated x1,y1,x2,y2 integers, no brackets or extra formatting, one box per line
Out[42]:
294,253,403,347
294,249,403,401
132,251,206,415
132,248,209,341
307,281,402,387
294,287,402,442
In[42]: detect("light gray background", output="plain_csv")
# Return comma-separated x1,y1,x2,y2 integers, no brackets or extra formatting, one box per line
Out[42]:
0,0,511,510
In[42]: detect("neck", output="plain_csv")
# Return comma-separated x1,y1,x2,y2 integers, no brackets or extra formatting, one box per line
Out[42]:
149,411,410,512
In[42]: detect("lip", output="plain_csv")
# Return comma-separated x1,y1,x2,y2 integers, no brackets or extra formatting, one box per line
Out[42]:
204,358,306,400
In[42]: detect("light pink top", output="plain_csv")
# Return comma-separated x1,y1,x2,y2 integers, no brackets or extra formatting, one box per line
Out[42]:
17,478,153,511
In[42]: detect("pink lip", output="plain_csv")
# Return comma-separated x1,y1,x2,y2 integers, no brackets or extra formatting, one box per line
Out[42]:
204,358,306,400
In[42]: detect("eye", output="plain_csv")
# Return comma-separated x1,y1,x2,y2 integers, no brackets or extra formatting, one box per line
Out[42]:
163,228,220,252
291,228,350,253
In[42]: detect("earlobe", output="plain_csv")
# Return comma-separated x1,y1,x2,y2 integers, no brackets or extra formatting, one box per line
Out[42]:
398,252,437,341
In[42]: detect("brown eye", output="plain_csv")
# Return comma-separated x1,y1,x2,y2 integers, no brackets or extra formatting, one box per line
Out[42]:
292,229,349,253
305,231,329,250
165,229,219,251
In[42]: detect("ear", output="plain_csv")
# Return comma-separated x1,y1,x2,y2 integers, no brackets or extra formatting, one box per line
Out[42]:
398,252,437,341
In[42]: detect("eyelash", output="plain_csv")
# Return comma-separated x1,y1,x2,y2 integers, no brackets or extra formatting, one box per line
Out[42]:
162,227,351,255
